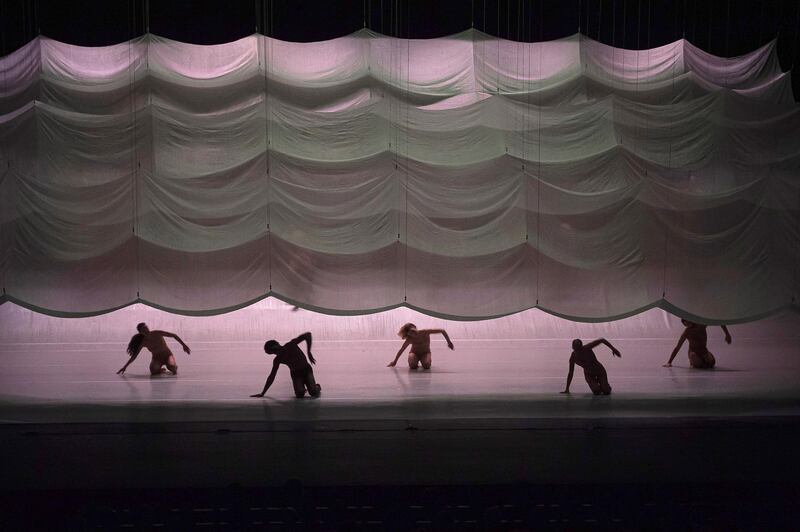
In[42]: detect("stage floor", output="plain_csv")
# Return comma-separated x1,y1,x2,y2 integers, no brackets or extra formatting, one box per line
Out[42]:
2,338,799,425
1,339,799,491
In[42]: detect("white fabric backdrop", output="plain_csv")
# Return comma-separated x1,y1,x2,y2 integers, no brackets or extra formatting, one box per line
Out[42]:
0,30,797,322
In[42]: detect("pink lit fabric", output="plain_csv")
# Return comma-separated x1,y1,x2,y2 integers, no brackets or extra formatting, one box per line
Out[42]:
0,30,797,321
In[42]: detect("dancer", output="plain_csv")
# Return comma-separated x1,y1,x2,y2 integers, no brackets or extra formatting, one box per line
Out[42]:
561,338,621,395
664,319,731,369
388,323,454,370
117,322,190,376
251,332,321,398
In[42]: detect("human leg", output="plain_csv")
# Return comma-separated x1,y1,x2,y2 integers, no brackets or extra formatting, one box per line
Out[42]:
597,373,612,394
408,352,420,369
304,370,321,398
583,369,603,394
689,350,712,369
292,375,306,398
149,360,163,376
165,354,178,375
419,352,432,370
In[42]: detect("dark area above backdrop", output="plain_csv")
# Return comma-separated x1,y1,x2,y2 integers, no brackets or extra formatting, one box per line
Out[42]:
2,0,799,100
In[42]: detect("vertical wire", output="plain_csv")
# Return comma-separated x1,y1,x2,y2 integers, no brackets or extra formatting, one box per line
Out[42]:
523,0,530,307
129,0,140,301
0,0,5,296
404,0,410,304
535,0,542,308
265,0,272,294
597,0,603,42
612,0,616,47
792,1,800,307
661,0,674,301
725,0,730,59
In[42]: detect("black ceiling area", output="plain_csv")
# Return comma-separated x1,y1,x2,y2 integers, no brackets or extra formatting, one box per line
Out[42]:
1,0,799,99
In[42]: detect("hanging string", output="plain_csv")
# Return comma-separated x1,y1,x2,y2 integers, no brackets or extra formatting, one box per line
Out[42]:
127,0,140,300
535,0,542,308
264,0,273,293
403,0,410,303
790,0,800,70
634,0,641,154
662,0,678,301
724,0,730,61
598,0,603,43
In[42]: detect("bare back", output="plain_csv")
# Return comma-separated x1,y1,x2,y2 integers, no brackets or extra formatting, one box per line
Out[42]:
142,331,172,358
684,325,709,354
570,348,602,371
275,342,311,372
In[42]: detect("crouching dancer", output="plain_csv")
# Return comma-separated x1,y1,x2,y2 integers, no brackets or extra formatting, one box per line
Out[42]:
251,332,321,398
388,323,454,370
561,338,621,395
117,322,190,376
664,319,731,369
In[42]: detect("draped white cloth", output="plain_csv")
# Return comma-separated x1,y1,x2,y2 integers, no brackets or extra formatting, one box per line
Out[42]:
0,30,797,321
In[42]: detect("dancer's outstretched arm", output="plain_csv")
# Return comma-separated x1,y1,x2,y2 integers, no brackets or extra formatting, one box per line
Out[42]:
117,347,141,375
292,332,315,364
388,339,411,367
720,325,732,344
251,361,280,397
561,359,575,393
664,331,688,367
161,331,190,354
585,338,620,357
429,329,454,350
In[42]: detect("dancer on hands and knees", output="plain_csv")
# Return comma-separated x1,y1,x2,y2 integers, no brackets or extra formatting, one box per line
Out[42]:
561,338,621,395
388,323,454,370
251,332,321,398
664,319,731,369
117,322,190,376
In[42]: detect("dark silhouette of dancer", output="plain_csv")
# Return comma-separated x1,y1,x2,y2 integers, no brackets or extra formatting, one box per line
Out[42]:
251,332,321,398
664,319,731,369
117,322,190,376
388,323,454,370
561,338,621,395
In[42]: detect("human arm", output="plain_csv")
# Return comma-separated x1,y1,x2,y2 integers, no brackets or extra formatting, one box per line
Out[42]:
251,361,280,397
430,329,454,350
161,331,191,354
117,346,141,374
720,325,732,344
664,331,687,367
561,359,575,393
585,338,620,357
291,332,315,364
388,340,411,367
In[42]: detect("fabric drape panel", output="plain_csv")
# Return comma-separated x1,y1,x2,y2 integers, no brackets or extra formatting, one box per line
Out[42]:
0,29,796,321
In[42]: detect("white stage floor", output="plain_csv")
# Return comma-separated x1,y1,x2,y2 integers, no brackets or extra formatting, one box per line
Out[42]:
2,338,799,425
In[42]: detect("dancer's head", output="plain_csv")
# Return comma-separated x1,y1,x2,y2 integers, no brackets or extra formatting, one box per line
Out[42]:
127,323,148,356
398,323,417,339
264,340,280,354
572,338,583,351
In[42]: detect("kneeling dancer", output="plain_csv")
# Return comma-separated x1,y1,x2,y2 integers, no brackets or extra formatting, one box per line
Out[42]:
562,338,621,395
252,332,321,398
